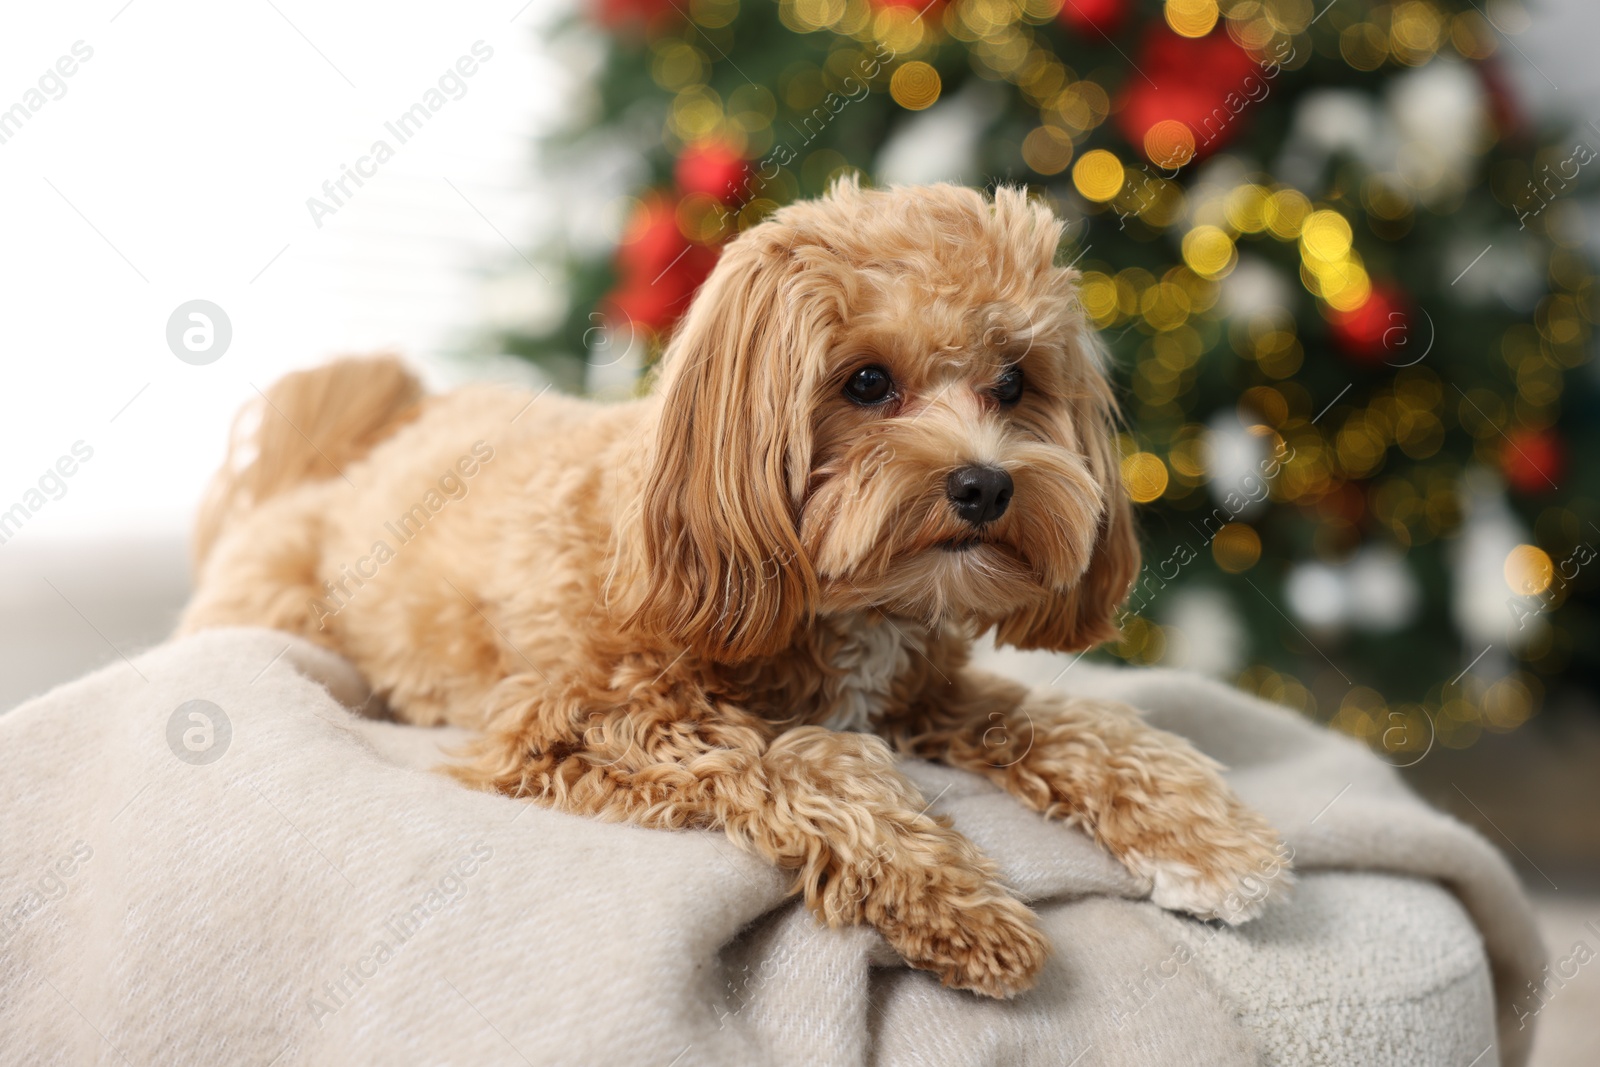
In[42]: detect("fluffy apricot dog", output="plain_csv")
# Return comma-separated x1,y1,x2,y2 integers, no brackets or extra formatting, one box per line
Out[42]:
181,182,1287,997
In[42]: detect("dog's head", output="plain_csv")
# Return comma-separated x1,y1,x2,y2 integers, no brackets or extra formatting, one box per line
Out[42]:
632,181,1138,662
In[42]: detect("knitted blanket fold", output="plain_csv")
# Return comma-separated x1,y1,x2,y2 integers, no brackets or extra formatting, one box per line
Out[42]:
0,628,1544,1066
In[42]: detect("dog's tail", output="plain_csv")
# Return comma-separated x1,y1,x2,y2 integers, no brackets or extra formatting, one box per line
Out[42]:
192,355,424,569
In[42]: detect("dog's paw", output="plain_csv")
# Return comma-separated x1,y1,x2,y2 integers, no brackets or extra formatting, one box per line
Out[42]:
886,890,1050,999
1126,803,1293,924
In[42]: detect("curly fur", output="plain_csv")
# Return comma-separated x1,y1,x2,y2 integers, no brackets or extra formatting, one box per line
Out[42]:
179,182,1288,998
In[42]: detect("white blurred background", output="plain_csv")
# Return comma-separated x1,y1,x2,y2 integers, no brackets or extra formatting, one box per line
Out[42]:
0,0,595,703
0,1,573,545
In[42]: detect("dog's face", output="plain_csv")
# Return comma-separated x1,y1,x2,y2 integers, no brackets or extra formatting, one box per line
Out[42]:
634,182,1138,662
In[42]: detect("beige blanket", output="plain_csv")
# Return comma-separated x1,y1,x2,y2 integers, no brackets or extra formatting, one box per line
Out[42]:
0,628,1544,1065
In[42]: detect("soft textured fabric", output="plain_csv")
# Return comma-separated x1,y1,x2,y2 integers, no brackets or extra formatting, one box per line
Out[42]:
0,629,1543,1066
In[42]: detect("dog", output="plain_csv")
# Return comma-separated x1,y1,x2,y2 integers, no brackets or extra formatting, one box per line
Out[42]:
180,181,1287,998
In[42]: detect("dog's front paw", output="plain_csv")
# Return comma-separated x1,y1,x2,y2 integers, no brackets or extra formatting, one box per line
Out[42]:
883,888,1049,998
1124,800,1292,924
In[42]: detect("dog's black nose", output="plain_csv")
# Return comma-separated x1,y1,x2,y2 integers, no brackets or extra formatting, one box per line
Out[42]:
945,465,1013,526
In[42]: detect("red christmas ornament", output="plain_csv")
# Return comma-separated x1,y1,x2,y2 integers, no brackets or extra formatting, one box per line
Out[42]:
675,141,749,204
591,0,678,33
607,268,714,334
606,196,719,335
1501,428,1564,495
1114,26,1258,165
1058,0,1127,36
1327,284,1411,364
614,198,685,279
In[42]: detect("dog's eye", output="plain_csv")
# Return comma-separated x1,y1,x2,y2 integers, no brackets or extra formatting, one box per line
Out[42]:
993,367,1025,406
844,365,894,405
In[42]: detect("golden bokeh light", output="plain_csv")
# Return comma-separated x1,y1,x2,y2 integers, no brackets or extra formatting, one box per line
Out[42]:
1143,119,1196,169
889,61,941,110
1390,0,1445,64
1299,209,1354,261
1263,188,1311,240
1141,281,1192,331
669,86,725,142
1318,259,1373,312
1225,183,1271,233
1230,13,1278,51
1212,523,1262,573
1182,224,1237,279
1018,0,1065,20
1243,666,1317,715
1165,0,1219,38
1122,451,1170,503
652,41,708,92
676,193,729,243
1078,271,1121,327
1072,149,1125,202
1169,432,1207,480
1504,544,1555,596
690,0,740,28
958,0,1021,37
1340,22,1389,71
1048,80,1112,132
1022,125,1074,175
1483,676,1534,730
1335,416,1387,478
1261,0,1315,34
790,0,845,30
873,6,926,53
1330,686,1385,745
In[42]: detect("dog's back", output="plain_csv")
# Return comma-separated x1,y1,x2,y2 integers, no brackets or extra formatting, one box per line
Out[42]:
191,356,424,569
180,356,649,728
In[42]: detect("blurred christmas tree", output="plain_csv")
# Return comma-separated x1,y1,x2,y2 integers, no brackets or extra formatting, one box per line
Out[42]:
506,0,1600,757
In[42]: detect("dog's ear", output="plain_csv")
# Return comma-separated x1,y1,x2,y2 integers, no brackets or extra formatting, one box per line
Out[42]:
994,358,1140,653
628,233,820,663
